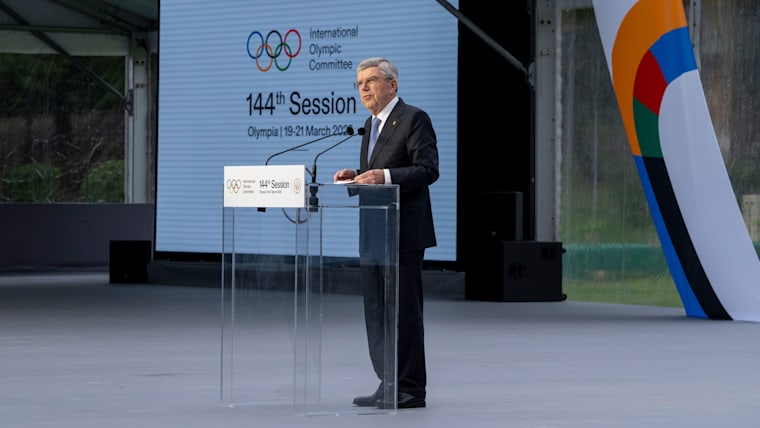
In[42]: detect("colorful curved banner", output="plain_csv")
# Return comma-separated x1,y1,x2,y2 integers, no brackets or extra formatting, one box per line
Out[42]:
592,0,760,321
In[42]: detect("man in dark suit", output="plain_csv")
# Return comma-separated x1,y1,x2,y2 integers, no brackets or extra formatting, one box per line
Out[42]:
334,57,439,409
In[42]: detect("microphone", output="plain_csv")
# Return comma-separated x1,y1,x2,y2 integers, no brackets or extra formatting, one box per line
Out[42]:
258,125,354,212
311,127,365,184
264,126,355,165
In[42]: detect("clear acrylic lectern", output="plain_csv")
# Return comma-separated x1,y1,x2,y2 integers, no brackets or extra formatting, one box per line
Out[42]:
221,181,399,416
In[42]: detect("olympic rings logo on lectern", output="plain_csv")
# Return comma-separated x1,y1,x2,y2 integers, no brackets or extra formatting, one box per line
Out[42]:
226,178,242,193
246,29,302,72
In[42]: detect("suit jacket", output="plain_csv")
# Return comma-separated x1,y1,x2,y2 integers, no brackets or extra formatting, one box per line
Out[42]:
358,98,439,253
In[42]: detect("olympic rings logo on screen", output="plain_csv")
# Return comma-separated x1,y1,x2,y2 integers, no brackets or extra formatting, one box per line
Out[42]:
246,29,302,72
226,178,242,194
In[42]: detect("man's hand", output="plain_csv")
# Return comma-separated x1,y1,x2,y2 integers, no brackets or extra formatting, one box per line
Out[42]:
354,169,385,184
333,168,357,183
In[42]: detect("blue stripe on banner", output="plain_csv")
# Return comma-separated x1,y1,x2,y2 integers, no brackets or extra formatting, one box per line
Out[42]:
633,155,706,318
650,27,697,84
641,155,730,319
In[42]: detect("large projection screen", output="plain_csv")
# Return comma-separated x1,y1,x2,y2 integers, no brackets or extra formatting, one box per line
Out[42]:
156,0,458,261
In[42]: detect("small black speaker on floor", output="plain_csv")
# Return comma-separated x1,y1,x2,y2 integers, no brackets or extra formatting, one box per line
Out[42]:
464,240,566,302
109,240,152,283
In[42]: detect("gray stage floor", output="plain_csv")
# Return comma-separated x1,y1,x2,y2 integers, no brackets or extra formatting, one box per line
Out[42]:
2,272,760,428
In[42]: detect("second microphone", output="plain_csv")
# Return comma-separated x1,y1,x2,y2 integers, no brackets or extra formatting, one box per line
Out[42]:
311,126,366,184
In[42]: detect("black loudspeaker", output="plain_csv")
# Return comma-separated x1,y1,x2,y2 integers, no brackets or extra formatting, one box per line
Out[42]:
465,240,565,302
109,240,152,283
474,191,523,241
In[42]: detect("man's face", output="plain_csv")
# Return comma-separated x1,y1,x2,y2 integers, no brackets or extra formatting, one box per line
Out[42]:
356,66,396,115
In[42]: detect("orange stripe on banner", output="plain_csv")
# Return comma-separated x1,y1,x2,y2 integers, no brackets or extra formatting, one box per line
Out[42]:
610,0,687,156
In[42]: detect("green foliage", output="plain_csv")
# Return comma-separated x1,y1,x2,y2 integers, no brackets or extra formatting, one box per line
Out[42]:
561,243,681,307
81,160,124,202
3,163,60,202
0,53,126,203
563,275,683,308
0,53,125,115
561,175,658,244
728,158,760,196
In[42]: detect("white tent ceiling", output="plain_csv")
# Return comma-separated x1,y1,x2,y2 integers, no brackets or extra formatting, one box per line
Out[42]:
0,0,157,55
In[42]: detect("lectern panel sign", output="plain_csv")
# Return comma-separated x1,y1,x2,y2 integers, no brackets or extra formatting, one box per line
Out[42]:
223,165,305,208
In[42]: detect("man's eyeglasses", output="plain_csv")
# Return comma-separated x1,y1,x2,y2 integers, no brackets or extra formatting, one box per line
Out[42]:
355,76,392,88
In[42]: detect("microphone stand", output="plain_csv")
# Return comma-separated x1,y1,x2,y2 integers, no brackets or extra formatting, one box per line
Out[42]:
264,131,341,165
257,126,354,212
308,127,364,212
